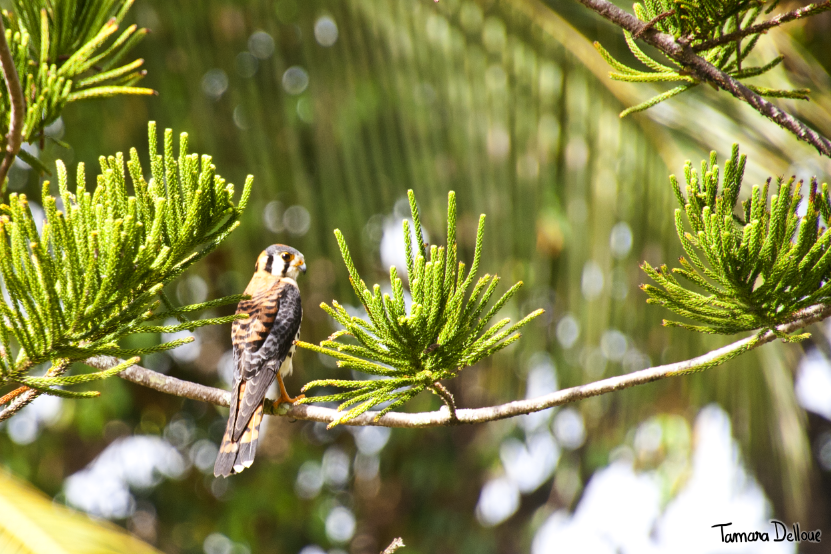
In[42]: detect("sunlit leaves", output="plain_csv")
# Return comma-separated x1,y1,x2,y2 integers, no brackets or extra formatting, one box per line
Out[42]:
0,122,251,399
642,144,829,338
3,0,153,177
595,0,811,116
298,191,544,426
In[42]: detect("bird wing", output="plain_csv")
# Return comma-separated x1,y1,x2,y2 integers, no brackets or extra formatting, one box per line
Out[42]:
229,277,302,441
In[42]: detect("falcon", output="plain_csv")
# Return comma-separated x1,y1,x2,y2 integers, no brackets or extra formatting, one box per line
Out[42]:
214,244,306,477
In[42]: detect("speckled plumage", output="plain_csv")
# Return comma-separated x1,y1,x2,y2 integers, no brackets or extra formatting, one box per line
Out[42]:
214,245,305,478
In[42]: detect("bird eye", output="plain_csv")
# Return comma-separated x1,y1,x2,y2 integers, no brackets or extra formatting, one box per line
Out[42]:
281,252,291,261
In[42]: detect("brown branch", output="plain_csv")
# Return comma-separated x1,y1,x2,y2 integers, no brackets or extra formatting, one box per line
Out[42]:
0,387,38,421
430,381,458,423
0,363,68,422
67,303,829,428
693,0,831,52
0,15,24,195
575,0,831,157
85,355,231,406
633,9,676,39
0,385,30,406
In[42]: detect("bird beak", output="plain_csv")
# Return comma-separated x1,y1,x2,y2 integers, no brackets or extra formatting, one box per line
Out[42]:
300,261,307,274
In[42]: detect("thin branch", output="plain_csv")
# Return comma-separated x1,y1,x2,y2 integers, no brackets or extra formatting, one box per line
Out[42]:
0,385,29,405
633,9,676,39
66,303,829,428
381,538,405,554
430,381,458,423
0,387,38,422
693,0,831,52
0,363,68,422
575,0,831,156
0,15,24,195
85,355,231,406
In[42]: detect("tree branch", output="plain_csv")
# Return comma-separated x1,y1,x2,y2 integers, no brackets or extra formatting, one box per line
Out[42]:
575,0,831,157
693,0,831,52
430,381,459,423
633,9,676,39
0,385,29,406
0,363,69,422
86,355,231,406
0,387,39,422
0,15,24,195
70,303,831,428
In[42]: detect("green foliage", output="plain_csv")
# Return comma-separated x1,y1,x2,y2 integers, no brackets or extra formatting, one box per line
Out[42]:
1,0,152,176
0,122,252,399
642,144,829,338
639,0,765,39
298,191,544,426
595,0,814,116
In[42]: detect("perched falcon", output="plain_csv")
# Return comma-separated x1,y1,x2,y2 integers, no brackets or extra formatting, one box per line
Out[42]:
214,244,306,478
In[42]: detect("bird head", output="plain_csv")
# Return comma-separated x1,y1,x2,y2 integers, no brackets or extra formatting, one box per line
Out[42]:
256,244,307,280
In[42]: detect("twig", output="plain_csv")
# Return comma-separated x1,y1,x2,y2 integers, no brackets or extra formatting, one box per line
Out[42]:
0,385,29,406
633,9,675,39
0,15,24,195
63,302,829,428
575,0,831,157
0,387,39,422
693,0,831,52
0,363,68,422
734,14,742,72
381,538,405,554
430,381,458,423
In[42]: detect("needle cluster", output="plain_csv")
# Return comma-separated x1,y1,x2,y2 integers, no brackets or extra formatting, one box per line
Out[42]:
594,0,823,116
3,0,153,174
0,122,251,399
642,144,831,338
298,191,544,427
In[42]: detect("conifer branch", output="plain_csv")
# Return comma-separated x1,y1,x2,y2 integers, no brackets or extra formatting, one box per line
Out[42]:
693,0,831,52
0,385,26,406
295,191,545,427
0,361,69,421
643,145,831,335
0,387,39,421
86,355,230,406
84,301,831,427
0,1,155,190
0,123,251,417
580,0,831,156
0,15,23,194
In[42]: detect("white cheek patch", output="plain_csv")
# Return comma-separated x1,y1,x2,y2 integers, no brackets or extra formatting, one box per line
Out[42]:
272,256,293,276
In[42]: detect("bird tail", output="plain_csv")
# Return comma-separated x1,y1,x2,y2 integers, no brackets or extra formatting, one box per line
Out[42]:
213,402,265,477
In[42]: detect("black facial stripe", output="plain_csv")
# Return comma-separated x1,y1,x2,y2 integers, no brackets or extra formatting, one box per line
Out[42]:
264,255,273,274
283,258,290,276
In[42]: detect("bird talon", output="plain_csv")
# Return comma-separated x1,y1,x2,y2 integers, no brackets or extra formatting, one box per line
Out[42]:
278,392,305,404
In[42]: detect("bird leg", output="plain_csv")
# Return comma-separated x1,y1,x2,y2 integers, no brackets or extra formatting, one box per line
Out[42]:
276,373,304,404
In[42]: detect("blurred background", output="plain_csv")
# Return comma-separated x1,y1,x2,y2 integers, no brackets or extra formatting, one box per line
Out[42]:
2,0,831,552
